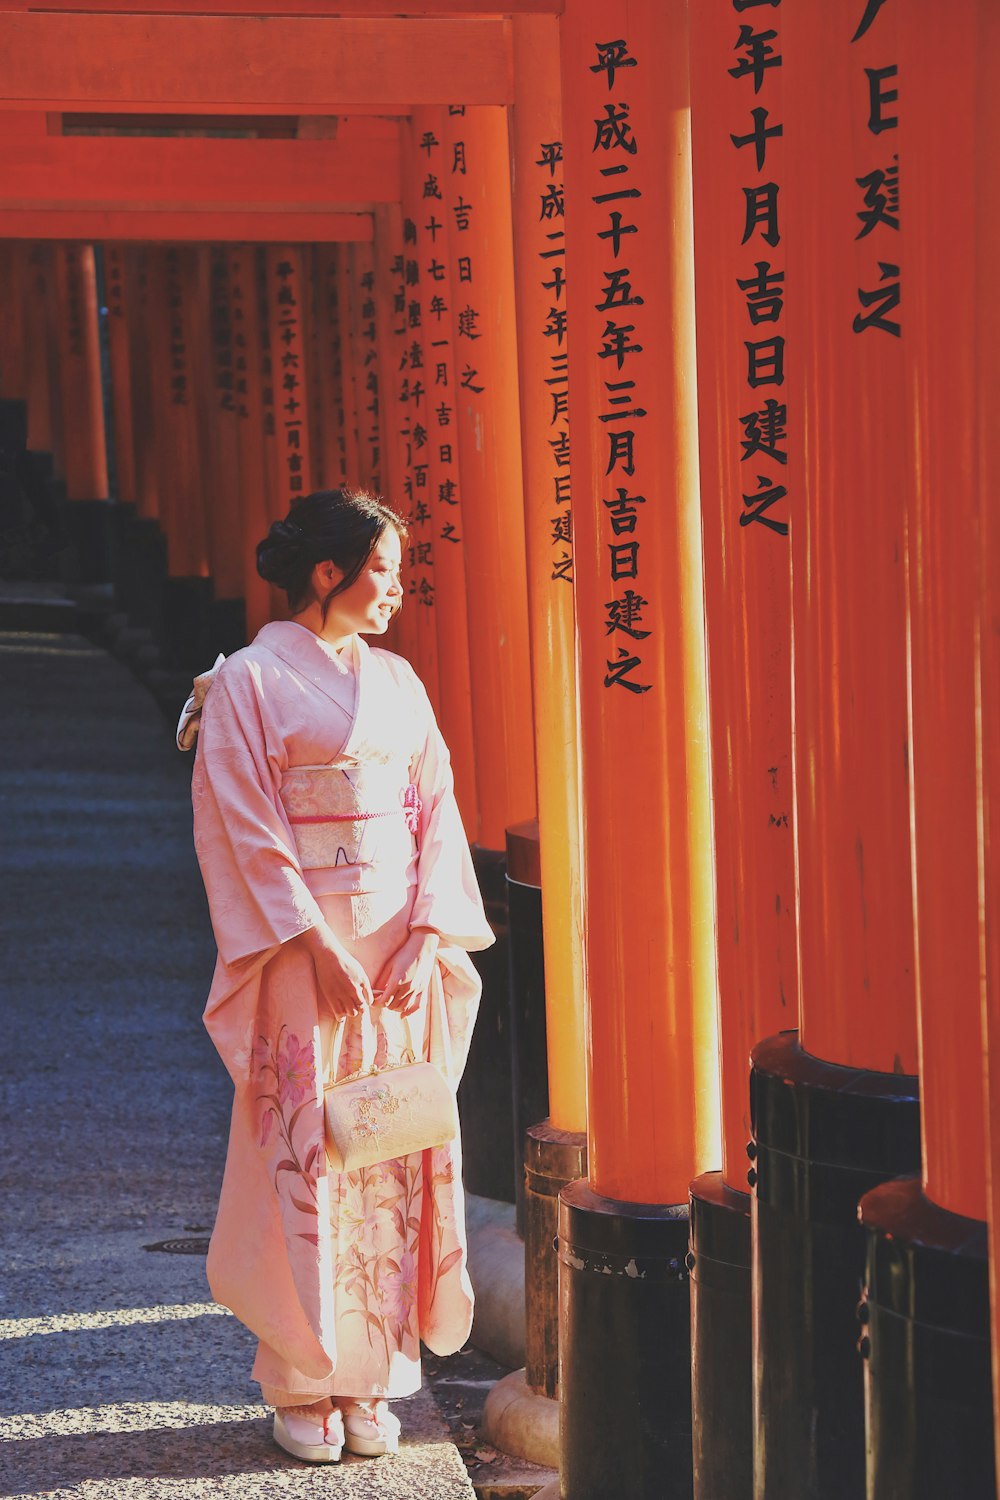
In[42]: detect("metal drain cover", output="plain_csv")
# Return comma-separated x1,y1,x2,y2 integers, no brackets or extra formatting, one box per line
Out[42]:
143,1237,211,1255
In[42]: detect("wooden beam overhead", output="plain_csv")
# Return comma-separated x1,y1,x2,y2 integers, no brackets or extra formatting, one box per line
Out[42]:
0,0,561,11
0,130,401,209
0,209,373,241
0,14,513,111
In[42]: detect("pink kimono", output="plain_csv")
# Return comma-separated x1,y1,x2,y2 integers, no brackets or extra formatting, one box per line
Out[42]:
189,620,495,1404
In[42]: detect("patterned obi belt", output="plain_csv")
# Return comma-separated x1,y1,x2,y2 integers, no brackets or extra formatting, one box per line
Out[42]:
280,762,422,898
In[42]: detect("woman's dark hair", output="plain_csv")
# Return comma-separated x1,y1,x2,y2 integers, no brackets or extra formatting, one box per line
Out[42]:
256,487,407,617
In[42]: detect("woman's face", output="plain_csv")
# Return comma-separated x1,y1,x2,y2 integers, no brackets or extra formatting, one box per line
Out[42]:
323,525,404,637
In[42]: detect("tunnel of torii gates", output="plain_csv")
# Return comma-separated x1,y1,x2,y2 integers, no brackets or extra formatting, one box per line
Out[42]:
1,1,999,1497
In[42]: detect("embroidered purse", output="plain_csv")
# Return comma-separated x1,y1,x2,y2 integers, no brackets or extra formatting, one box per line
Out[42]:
323,1008,458,1172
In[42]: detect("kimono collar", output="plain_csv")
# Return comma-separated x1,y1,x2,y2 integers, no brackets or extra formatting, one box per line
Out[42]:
254,620,371,732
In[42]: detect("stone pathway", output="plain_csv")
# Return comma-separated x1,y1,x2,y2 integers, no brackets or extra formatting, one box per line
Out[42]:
0,630,474,1499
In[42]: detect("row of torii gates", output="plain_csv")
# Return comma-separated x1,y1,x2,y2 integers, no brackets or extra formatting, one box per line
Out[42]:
2,2,999,1498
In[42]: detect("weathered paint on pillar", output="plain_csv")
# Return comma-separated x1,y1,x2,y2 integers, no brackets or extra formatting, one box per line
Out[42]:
783,2,917,1072
203,246,244,603
265,246,314,519
561,0,719,1203
103,244,136,507
0,242,26,400
442,104,537,851
313,246,349,493
510,14,586,1136
410,105,479,837
53,243,108,500
978,0,1000,1459
229,245,273,639
689,0,796,1187
24,244,56,455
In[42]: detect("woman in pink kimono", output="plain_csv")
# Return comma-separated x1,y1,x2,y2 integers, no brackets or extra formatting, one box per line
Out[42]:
185,487,494,1463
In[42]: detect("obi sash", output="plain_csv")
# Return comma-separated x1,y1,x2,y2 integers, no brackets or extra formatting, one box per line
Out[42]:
279,760,422,898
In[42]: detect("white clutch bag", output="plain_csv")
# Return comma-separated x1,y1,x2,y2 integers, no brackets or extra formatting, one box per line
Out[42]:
324,1008,458,1173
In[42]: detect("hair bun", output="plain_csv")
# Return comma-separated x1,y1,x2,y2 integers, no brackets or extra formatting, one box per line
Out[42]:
256,516,309,588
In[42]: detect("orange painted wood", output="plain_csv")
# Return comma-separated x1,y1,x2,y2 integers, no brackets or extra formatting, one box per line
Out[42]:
901,5,984,1221
783,3,917,1072
509,14,586,1136
103,243,136,505
409,105,479,838
442,105,537,851
348,243,381,490
0,242,27,400
52,243,109,499
395,132,442,710
126,246,161,520
0,210,372,242
148,245,209,577
23,244,57,454
560,0,719,1204
312,246,349,493
0,15,513,109
334,246,362,486
201,246,245,600
228,245,272,637
689,0,796,1187
1,0,559,13
0,131,401,208
977,0,1000,1458
264,246,314,519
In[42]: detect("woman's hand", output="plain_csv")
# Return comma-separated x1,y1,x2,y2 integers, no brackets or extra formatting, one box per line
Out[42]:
297,925,373,1018
375,927,440,1016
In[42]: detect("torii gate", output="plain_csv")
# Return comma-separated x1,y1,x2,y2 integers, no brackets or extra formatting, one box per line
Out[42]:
1,5,999,1500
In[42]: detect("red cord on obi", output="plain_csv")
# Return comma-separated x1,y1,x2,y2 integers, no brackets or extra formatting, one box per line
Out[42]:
402,784,422,835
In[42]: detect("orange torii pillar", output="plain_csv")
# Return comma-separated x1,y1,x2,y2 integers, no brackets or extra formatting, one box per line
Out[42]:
24,245,58,465
119,246,168,639
1,242,44,573
555,5,719,1495
0,242,27,444
312,246,350,494
687,5,796,1495
858,8,994,1495
151,245,212,668
507,9,588,1403
334,246,362,489
372,200,418,669
52,243,111,585
978,0,1000,1472
397,126,442,708
202,246,247,653
751,9,921,1499
103,242,142,621
347,243,381,494
408,105,478,837
264,246,315,532
229,246,272,641
441,103,538,1205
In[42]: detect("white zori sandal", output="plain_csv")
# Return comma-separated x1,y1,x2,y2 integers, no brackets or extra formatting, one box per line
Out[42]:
339,1398,401,1458
273,1401,345,1463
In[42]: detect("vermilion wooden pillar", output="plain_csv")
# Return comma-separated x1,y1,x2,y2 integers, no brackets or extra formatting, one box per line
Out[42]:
858,9,994,1495
313,246,349,494
334,245,362,487
979,0,1000,1471
441,105,537,851
750,9,921,1499
687,6,796,1495
264,246,315,523
0,242,26,401
229,245,272,641
24,244,57,459
508,8,587,1404
53,242,111,584
409,105,478,837
348,243,381,493
103,244,135,508
127,248,161,526
197,247,246,653
557,5,718,1494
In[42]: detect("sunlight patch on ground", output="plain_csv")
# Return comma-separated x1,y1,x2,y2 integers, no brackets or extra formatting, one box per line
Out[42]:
0,1303,233,1341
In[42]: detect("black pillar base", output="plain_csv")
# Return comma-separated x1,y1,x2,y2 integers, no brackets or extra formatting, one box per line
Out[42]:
524,1118,586,1397
507,820,549,1234
558,1180,693,1500
688,1171,752,1500
61,498,115,587
460,845,515,1202
750,1031,921,1500
209,596,248,658
161,575,215,671
859,1176,995,1499
110,501,139,613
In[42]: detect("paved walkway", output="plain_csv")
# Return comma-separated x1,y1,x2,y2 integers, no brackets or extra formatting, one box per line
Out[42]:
0,630,474,1499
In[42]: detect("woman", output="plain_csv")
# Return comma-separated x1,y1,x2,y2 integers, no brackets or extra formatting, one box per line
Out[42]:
184,488,494,1463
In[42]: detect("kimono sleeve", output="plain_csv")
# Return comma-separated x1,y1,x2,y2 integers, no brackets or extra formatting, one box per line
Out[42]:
407,671,496,952
191,661,327,969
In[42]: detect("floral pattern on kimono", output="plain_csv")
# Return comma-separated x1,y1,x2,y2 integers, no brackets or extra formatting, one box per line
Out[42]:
190,621,494,1396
